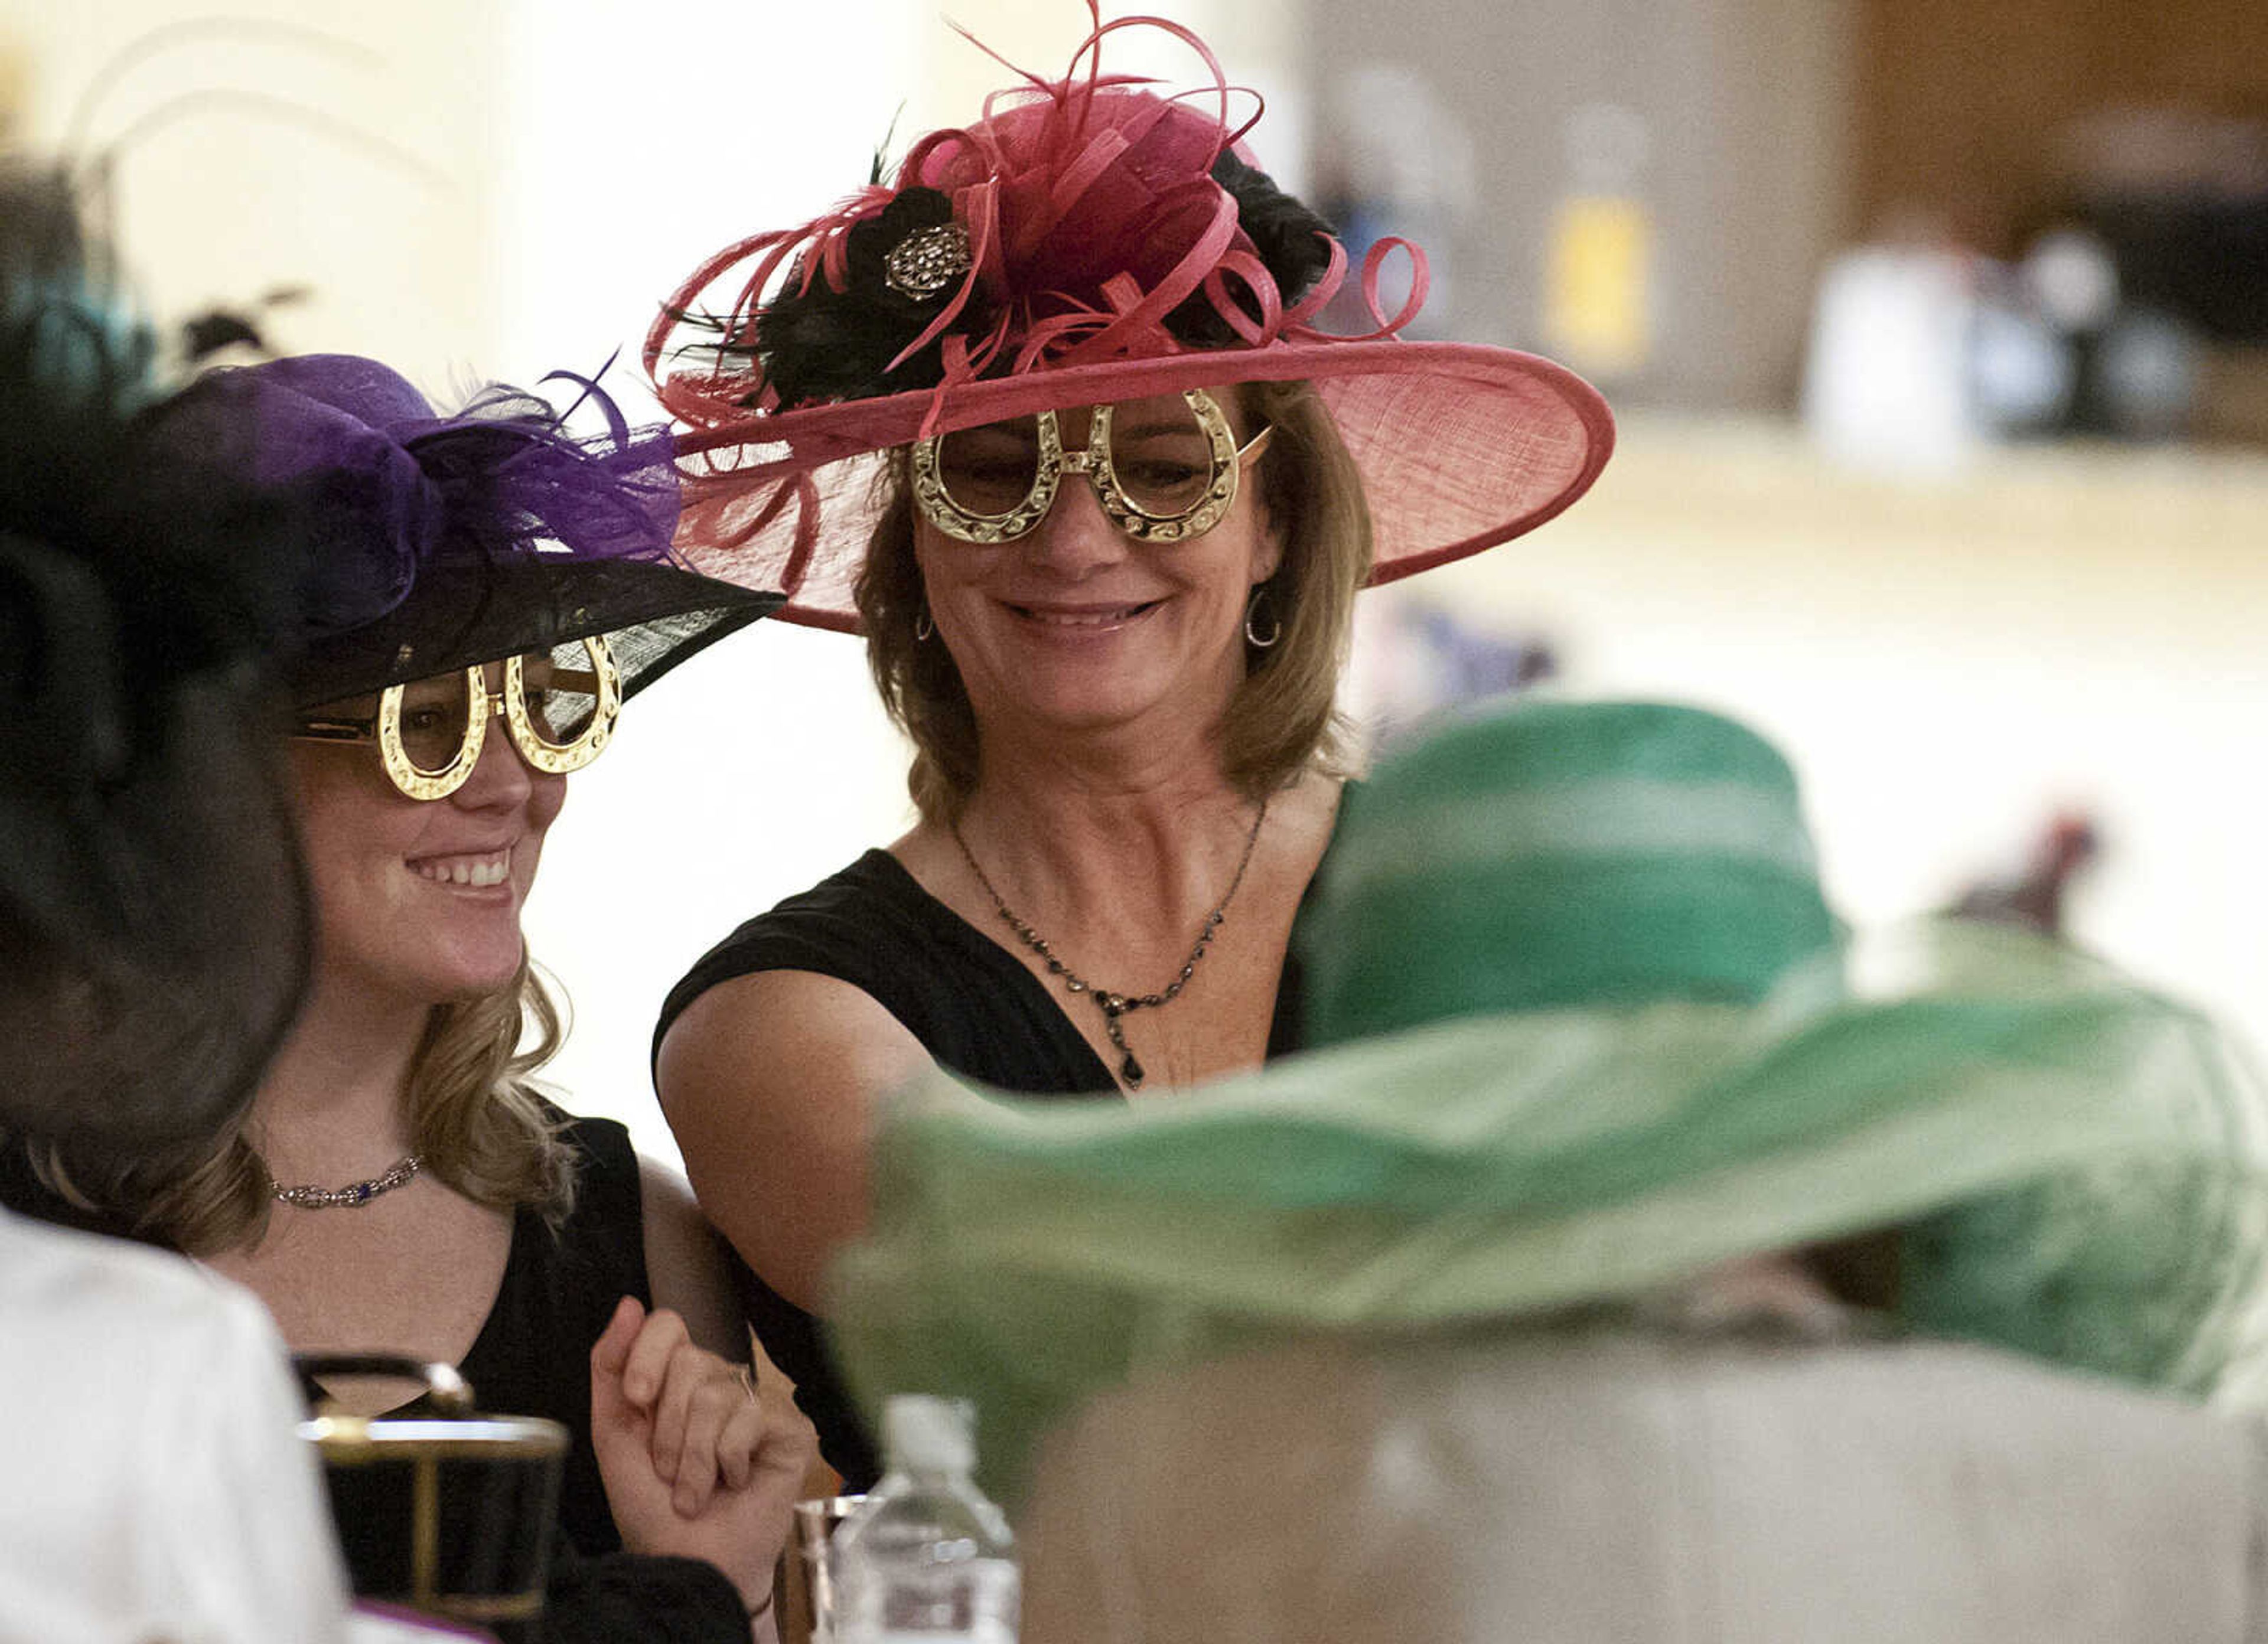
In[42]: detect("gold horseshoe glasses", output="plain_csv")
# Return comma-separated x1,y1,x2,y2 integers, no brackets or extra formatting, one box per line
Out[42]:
291,636,622,801
910,388,1274,546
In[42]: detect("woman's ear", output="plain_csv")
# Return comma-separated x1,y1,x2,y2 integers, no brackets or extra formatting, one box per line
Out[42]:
1250,492,1286,586
1237,384,1288,585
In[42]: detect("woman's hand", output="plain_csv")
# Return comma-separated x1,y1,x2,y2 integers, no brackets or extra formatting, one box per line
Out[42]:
589,1294,816,1617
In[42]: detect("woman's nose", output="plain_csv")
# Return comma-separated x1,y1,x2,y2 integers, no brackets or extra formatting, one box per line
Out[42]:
1021,475,1129,575
451,709,537,810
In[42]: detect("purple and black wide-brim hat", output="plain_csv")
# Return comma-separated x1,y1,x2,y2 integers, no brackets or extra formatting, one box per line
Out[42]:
181,353,783,708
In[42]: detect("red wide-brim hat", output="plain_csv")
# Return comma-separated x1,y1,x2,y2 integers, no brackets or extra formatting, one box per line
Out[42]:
649,6,1614,635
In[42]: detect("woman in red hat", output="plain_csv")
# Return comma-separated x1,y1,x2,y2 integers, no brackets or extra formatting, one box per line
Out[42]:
649,5,1612,1487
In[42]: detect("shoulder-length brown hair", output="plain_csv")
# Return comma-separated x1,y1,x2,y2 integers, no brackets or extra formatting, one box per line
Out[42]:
856,379,1373,821
22,959,579,1255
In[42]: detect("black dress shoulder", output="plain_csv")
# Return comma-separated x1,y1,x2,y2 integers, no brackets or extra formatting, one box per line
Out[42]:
653,847,1312,1487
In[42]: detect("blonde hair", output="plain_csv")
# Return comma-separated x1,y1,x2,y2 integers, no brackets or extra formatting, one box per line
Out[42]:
22,959,578,1255
856,379,1373,821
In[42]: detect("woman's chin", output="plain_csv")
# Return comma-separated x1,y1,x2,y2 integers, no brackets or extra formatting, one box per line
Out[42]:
418,897,532,998
988,654,1227,738
315,948,524,1016
392,941,528,1007
445,946,528,1001
447,968,523,1004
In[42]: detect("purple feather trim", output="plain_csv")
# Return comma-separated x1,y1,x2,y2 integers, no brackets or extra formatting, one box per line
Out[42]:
401,376,679,568
204,352,683,634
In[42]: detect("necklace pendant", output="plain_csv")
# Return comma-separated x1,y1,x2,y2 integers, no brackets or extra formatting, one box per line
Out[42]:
950,794,1272,1104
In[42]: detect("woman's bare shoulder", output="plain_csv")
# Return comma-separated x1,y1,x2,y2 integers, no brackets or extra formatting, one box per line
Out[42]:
657,969,931,1121
1286,764,1348,828
1270,765,1347,885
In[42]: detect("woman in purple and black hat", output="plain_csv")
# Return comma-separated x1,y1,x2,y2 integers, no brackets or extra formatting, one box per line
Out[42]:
646,6,1613,1488
6,352,810,1639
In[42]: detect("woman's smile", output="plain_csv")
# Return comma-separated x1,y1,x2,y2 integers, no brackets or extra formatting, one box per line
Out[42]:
1001,596,1168,634
406,845,518,892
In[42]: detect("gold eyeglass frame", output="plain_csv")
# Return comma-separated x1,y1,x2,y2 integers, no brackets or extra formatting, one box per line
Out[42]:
908,387,1274,546
292,634,623,801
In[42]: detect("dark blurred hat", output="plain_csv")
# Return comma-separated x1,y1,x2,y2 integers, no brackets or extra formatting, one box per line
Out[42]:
0,161,311,1152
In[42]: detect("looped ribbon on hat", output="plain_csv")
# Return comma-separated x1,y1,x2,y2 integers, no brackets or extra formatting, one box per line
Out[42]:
650,1,1433,446
210,357,685,637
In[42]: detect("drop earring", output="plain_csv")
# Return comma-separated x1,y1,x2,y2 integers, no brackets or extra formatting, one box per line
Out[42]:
1243,585,1281,649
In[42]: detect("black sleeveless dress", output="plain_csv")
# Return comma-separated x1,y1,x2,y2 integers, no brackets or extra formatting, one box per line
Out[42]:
654,847,1313,1488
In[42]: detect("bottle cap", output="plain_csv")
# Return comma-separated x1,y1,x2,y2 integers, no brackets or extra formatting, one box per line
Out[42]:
883,1394,975,1473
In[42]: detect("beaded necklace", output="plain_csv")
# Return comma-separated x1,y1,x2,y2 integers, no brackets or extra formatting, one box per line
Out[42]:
953,797,1269,1090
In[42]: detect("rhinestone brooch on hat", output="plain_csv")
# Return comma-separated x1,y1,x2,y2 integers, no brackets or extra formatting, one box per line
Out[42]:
885,223,973,300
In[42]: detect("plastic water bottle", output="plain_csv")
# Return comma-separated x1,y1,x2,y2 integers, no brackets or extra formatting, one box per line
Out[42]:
832,1395,1018,1644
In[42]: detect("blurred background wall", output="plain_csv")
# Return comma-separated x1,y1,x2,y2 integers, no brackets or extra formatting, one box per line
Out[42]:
2,0,2261,1167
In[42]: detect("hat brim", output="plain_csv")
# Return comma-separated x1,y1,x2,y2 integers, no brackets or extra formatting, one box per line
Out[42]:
827,921,2268,1503
672,340,1614,634
288,557,784,708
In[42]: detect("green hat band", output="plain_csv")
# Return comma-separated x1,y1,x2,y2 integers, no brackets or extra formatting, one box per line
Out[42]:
1304,702,1839,1044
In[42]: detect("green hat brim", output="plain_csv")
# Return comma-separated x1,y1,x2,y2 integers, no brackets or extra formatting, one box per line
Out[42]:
826,919,2268,1505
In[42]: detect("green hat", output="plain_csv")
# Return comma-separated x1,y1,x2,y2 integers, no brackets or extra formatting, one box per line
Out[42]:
827,698,2268,1502
1304,699,1840,1037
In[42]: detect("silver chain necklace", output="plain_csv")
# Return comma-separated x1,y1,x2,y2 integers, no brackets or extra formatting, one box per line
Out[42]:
953,797,1270,1090
271,1153,424,1209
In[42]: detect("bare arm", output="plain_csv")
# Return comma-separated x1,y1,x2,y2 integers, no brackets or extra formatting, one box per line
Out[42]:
611,1158,820,1626
638,1155,751,1364
656,970,934,1314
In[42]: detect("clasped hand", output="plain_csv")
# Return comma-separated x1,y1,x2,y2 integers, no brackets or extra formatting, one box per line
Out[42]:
589,1294,814,1616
